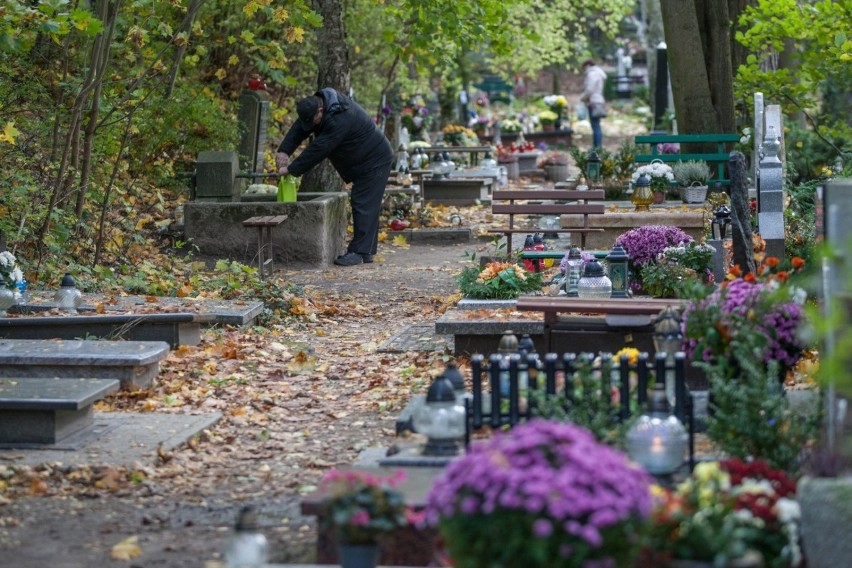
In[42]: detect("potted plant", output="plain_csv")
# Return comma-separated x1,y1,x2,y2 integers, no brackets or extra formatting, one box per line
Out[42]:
614,225,694,294
318,469,410,568
536,150,570,181
537,110,559,131
672,160,711,203
426,419,652,568
631,161,674,204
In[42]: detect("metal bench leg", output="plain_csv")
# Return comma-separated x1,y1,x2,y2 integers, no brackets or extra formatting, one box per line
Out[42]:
256,227,266,280
264,226,274,277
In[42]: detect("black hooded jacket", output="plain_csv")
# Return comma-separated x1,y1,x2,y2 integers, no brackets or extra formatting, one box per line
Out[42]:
277,88,393,182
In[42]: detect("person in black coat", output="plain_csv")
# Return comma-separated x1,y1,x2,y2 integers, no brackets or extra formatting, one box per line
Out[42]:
276,88,393,266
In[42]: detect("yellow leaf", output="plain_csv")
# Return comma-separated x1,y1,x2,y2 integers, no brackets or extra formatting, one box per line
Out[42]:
111,536,142,560
228,54,239,66
285,26,305,43
272,7,290,23
215,68,227,80
392,234,409,247
378,231,388,242
0,121,20,145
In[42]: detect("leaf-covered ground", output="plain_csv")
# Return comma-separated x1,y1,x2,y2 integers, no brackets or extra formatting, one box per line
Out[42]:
0,238,482,567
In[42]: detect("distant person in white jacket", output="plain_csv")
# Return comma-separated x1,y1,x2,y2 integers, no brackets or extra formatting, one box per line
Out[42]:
580,58,607,149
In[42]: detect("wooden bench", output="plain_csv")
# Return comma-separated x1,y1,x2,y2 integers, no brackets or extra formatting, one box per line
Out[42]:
634,133,740,187
489,189,606,254
242,215,287,279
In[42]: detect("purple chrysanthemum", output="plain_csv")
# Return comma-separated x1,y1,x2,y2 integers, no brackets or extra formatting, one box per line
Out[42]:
425,420,651,549
615,225,694,267
681,279,805,367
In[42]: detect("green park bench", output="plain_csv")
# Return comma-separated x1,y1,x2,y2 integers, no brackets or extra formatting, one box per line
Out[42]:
634,133,741,187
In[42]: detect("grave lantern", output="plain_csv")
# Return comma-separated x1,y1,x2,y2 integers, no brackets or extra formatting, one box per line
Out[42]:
442,151,456,176
54,272,83,314
431,153,449,180
396,144,409,171
577,259,612,299
563,246,584,297
653,306,683,359
626,381,688,477
653,306,683,405
711,205,732,240
412,374,466,456
606,244,630,298
586,150,601,184
442,360,468,404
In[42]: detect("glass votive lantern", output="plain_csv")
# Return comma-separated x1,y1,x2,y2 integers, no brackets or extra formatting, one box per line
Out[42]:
412,375,466,456
577,259,612,299
54,272,83,313
626,384,688,475
563,246,583,297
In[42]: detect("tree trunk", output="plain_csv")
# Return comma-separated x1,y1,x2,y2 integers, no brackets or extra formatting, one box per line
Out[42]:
660,0,735,139
76,0,120,220
646,0,665,127
164,0,207,98
695,0,735,133
301,0,348,193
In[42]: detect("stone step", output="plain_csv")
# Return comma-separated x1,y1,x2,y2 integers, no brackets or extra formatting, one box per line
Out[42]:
14,291,264,327
0,377,119,445
0,339,170,390
0,312,208,348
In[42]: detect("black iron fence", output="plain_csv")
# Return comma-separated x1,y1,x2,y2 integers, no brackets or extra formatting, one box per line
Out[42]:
465,351,696,469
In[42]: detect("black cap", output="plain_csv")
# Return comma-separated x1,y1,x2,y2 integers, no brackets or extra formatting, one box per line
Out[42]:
60,273,76,287
296,96,320,131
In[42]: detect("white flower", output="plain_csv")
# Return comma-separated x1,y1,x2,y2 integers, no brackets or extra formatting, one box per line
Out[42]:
631,162,675,183
9,268,23,284
0,251,14,267
790,285,807,305
775,497,801,523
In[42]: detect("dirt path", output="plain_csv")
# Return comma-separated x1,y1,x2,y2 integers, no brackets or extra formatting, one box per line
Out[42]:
0,240,483,567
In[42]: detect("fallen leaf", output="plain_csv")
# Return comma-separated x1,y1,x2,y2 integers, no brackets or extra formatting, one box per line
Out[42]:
111,536,142,560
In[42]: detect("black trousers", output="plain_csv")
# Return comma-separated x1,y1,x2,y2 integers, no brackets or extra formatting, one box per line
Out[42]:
346,157,393,256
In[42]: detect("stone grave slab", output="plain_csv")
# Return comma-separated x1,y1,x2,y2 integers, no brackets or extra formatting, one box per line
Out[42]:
0,312,209,348
15,291,263,327
385,227,472,244
0,339,170,390
435,309,544,356
0,411,222,466
377,323,452,354
0,377,119,445
422,178,493,205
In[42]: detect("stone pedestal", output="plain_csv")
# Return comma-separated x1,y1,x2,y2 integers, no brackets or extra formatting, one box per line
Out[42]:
184,193,349,266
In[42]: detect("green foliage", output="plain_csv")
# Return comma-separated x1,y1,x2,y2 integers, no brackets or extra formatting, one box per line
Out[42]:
639,263,707,299
672,160,711,187
701,341,820,473
735,0,851,167
531,355,633,447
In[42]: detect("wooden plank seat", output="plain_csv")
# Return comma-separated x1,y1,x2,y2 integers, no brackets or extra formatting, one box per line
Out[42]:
516,296,683,325
634,133,741,187
488,189,606,254
242,215,287,279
